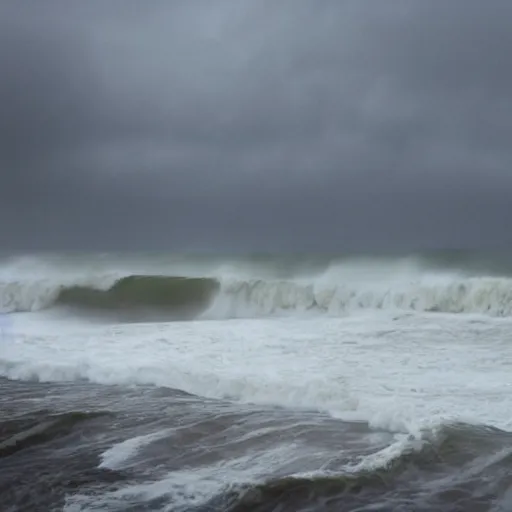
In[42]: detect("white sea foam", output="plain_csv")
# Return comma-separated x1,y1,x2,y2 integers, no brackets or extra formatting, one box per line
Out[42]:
204,274,512,317
2,312,511,435
3,272,512,509
66,443,300,511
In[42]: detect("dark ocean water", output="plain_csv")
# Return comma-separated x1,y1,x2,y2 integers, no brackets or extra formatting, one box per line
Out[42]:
1,377,512,511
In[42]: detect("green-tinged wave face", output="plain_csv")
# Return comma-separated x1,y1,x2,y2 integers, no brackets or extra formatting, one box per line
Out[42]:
55,275,220,319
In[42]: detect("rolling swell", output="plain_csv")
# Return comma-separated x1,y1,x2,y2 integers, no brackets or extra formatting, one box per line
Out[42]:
55,275,220,318
213,423,512,512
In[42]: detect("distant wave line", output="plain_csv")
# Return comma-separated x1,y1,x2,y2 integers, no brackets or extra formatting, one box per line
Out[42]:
2,272,512,319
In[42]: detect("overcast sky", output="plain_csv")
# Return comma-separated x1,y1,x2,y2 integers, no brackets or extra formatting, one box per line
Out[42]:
1,0,512,251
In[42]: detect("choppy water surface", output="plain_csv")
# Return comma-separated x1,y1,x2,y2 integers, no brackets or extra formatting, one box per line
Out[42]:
1,253,512,511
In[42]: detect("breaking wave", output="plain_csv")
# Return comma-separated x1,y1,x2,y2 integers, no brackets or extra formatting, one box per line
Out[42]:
2,274,512,319
56,275,219,317
200,422,512,512
0,274,218,317
207,274,512,318
2,254,512,318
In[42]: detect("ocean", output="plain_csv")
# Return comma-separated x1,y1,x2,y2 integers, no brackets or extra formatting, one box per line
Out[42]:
1,252,512,511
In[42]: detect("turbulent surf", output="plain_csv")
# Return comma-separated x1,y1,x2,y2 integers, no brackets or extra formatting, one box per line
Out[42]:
2,252,512,510
2,253,512,319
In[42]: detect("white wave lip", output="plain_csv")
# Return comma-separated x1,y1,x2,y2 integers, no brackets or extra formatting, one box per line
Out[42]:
207,274,512,317
1,255,512,317
99,429,173,470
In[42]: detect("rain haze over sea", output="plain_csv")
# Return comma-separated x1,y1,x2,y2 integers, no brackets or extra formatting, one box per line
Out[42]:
1,2,512,511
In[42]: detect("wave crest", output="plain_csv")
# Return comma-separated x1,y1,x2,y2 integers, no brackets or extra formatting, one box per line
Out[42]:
2,272,512,318
207,275,512,318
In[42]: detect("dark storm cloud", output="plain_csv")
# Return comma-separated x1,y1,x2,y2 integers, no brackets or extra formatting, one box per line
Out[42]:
1,0,512,250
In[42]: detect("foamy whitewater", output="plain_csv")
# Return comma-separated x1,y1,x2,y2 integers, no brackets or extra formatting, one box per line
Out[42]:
1,253,512,511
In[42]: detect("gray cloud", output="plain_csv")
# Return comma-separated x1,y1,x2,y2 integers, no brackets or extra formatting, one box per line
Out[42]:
1,1,512,251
